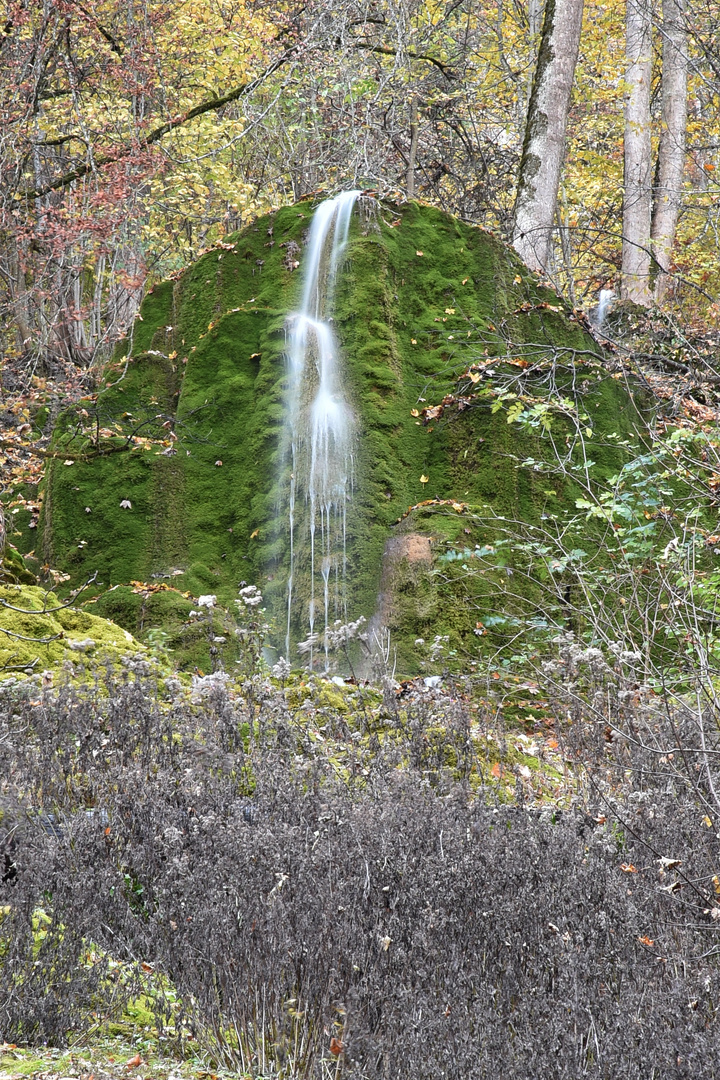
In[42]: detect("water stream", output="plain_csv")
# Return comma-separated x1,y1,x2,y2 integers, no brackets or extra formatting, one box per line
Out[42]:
595,288,615,330
284,191,360,665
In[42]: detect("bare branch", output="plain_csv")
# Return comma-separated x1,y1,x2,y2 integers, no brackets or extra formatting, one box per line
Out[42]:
0,572,97,616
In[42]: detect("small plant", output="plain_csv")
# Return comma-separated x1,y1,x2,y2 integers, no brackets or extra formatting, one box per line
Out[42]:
234,583,271,680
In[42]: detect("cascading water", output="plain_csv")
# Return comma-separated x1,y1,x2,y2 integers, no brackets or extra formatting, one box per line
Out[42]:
283,191,360,665
595,288,615,330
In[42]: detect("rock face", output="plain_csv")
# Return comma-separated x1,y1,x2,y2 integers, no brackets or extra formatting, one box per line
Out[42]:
39,197,641,671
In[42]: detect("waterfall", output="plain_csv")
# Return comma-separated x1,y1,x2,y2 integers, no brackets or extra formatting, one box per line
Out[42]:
283,191,360,665
595,288,615,330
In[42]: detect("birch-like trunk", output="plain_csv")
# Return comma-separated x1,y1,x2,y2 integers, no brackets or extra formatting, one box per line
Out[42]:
651,0,687,300
622,0,653,305
512,0,585,273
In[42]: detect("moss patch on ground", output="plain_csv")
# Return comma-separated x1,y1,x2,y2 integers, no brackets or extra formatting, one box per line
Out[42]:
37,198,645,672
0,584,148,679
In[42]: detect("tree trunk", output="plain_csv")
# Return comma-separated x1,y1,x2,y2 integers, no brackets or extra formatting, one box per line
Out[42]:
512,0,585,273
407,97,419,199
622,0,653,305
651,0,687,300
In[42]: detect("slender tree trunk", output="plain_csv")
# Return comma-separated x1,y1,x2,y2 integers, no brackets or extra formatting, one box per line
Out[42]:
557,186,577,305
622,0,653,305
407,97,419,199
529,0,545,37
651,0,687,300
512,0,585,273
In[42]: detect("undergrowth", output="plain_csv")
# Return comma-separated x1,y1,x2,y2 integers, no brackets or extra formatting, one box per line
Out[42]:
1,666,719,1079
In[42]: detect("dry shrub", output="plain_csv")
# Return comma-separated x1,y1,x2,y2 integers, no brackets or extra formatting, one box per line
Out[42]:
1,675,719,1077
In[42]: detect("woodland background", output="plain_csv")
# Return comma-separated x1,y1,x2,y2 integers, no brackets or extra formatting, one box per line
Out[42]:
1,0,719,380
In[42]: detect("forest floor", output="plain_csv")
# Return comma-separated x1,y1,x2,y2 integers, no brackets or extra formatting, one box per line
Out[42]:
0,1039,220,1080
1,1045,199,1080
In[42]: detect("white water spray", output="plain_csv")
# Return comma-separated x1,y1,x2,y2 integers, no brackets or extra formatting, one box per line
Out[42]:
284,191,360,663
595,288,615,330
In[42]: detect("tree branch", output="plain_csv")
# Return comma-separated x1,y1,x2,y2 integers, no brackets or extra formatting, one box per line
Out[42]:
0,627,63,644
0,572,97,615
0,437,89,462
71,0,124,56
19,46,297,200
353,41,456,79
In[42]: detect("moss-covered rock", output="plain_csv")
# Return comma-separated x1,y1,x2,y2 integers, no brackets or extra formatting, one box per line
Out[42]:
37,198,644,672
0,584,146,678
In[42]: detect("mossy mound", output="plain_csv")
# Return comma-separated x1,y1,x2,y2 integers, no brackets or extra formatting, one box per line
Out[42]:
86,584,231,673
36,197,644,671
0,584,146,679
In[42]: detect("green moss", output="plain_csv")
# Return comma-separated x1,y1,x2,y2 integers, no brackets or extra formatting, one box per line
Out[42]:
0,584,145,678
84,585,222,671
39,198,645,673
0,544,36,586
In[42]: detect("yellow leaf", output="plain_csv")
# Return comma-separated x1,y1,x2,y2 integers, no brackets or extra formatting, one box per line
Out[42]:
250,529,259,539
514,275,522,284
420,474,429,484
445,307,455,314
411,408,420,417
411,338,417,344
